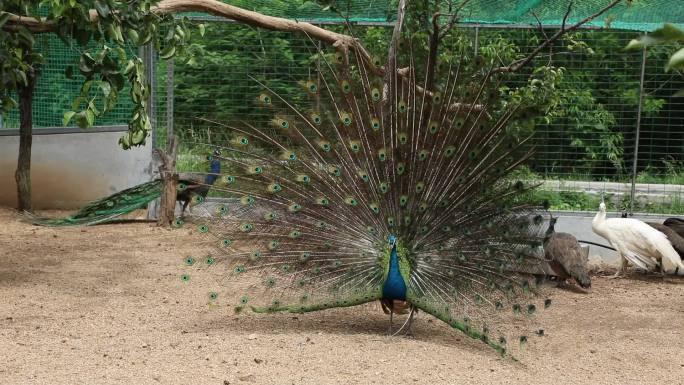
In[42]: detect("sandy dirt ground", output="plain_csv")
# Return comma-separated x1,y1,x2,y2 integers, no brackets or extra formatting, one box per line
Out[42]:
1,207,683,385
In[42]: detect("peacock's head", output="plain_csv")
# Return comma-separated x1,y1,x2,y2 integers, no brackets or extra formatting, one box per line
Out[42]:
599,202,606,212
387,235,397,247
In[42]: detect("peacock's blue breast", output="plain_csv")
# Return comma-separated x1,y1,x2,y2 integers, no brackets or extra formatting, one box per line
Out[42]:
382,246,407,300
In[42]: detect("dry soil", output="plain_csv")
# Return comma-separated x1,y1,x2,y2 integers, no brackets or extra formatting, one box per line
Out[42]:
1,208,683,385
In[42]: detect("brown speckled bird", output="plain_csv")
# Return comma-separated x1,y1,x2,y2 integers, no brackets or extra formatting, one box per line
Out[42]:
543,216,591,289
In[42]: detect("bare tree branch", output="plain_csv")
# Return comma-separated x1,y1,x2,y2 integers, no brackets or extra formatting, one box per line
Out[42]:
531,12,555,66
438,0,472,39
491,0,622,74
382,0,408,105
424,11,442,92
561,1,574,31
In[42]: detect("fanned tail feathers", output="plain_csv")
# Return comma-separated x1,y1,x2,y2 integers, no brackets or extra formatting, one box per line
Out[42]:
179,34,553,357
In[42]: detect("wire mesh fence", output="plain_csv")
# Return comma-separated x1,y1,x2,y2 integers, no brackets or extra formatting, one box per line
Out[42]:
157,21,683,215
0,34,135,129
1,16,681,215
482,27,684,214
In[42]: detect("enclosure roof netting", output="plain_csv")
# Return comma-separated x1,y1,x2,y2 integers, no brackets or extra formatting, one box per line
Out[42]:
188,0,684,31
458,0,684,32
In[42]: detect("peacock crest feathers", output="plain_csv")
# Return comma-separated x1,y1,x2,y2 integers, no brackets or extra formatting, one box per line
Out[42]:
178,35,554,357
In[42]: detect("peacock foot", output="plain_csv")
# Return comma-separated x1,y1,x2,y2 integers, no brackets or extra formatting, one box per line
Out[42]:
608,271,624,279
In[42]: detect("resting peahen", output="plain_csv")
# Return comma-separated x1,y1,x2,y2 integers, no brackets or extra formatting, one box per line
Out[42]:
31,150,221,226
179,33,555,357
543,214,591,289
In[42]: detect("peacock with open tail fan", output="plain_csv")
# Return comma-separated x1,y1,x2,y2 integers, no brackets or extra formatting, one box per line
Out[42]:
177,24,559,357
30,150,221,227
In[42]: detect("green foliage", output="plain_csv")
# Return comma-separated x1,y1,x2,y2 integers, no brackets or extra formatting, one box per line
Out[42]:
511,165,684,214
635,157,684,185
0,6,43,113
627,23,684,96
172,22,320,144
172,23,682,181
0,0,198,148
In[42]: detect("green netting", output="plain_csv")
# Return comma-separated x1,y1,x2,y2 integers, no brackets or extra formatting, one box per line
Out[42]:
2,0,682,130
180,0,683,31
0,34,135,129
458,0,684,32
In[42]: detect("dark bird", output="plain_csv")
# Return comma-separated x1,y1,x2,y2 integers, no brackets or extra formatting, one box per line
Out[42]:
663,218,684,239
646,222,684,260
543,215,591,289
31,151,221,226
176,149,222,217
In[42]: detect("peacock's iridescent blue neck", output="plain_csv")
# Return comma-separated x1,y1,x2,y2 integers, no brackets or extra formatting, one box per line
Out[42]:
382,243,407,300
205,160,220,185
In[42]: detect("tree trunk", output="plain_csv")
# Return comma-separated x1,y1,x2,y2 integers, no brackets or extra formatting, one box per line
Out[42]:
15,71,36,212
156,135,178,226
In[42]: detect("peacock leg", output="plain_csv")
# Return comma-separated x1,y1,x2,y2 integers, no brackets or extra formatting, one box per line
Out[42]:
609,254,625,279
387,309,394,335
181,200,189,217
391,306,416,337
404,306,416,337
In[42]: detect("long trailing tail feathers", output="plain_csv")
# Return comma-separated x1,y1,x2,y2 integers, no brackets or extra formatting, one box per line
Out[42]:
31,180,163,227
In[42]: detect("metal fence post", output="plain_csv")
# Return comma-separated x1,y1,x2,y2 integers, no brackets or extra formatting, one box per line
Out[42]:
629,45,647,215
141,44,159,220
142,44,157,148
474,26,479,54
166,58,174,148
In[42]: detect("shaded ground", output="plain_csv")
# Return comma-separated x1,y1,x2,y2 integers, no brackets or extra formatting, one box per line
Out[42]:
0,207,682,385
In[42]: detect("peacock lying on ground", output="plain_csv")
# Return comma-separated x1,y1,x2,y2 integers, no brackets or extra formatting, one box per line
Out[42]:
179,31,556,357
31,150,221,226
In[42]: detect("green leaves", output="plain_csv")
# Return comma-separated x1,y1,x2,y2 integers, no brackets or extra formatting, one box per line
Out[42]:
625,24,684,51
0,12,12,28
160,45,176,60
627,24,684,95
62,111,76,126
666,48,684,72
78,53,96,74
1,1,196,150
93,0,111,18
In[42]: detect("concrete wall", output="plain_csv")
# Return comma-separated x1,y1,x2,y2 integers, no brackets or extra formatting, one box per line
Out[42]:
0,127,153,209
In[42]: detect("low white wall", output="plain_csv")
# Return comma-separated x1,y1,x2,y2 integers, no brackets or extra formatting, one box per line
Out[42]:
0,127,153,209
